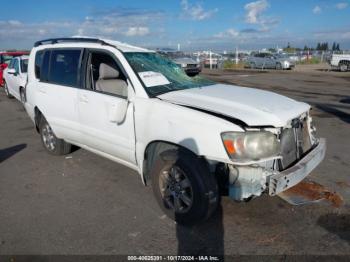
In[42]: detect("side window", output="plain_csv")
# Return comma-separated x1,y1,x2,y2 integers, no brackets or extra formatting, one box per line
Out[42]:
87,51,128,98
8,59,14,69
35,50,44,79
48,49,82,87
13,59,19,73
21,59,28,73
40,51,50,82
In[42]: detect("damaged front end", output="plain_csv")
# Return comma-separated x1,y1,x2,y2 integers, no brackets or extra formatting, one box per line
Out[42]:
216,113,326,201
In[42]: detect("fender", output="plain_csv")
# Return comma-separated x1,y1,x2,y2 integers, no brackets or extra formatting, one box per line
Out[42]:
133,97,244,180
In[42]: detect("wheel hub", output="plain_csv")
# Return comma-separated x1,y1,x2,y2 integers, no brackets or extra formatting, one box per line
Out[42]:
42,124,56,151
159,166,193,213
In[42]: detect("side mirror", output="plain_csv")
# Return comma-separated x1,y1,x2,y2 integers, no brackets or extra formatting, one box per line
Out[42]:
109,99,129,124
7,68,16,75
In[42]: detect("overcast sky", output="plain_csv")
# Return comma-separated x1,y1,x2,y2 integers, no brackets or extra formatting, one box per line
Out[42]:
1,0,349,51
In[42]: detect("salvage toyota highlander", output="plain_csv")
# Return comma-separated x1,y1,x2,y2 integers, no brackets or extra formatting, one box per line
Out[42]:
24,38,326,225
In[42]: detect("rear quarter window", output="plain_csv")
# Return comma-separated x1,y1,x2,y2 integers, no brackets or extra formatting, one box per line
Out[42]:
40,51,50,82
35,50,44,78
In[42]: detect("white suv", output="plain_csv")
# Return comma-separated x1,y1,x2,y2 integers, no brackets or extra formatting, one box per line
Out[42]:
24,37,326,224
3,55,28,102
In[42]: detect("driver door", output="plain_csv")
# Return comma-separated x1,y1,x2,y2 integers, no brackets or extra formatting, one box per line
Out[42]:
78,49,136,165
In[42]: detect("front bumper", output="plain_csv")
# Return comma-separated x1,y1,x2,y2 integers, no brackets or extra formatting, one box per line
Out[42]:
268,138,326,196
283,63,295,69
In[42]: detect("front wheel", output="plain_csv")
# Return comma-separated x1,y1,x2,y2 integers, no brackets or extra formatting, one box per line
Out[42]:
339,63,348,72
151,148,219,225
39,117,72,155
4,82,13,99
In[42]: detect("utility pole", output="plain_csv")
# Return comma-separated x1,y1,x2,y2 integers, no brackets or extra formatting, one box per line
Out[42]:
235,46,238,65
209,50,212,70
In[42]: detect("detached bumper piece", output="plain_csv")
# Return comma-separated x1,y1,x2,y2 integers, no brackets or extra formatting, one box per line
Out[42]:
269,138,326,196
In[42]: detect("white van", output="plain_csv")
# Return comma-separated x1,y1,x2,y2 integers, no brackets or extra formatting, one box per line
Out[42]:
24,37,326,224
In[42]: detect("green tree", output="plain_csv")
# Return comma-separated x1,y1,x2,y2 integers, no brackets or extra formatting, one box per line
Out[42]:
332,42,336,51
336,43,340,51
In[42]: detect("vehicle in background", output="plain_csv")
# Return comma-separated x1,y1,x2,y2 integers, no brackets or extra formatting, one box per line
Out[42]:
247,53,295,70
278,53,300,62
0,51,30,86
329,53,350,72
3,56,29,102
25,37,325,225
173,57,201,76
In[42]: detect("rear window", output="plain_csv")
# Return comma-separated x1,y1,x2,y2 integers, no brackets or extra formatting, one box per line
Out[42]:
40,51,50,82
48,49,82,87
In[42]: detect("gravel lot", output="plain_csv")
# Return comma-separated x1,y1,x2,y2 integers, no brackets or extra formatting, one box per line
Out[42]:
0,65,349,256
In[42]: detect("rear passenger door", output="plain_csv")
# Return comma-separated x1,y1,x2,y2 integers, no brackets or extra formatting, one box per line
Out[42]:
77,49,136,165
35,48,83,143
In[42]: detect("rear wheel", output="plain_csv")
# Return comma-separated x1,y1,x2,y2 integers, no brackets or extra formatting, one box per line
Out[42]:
151,148,219,225
4,82,13,99
39,117,72,155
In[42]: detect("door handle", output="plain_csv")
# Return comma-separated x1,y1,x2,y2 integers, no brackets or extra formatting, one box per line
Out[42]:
79,95,89,103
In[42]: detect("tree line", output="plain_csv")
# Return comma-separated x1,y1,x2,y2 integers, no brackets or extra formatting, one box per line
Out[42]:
303,42,341,51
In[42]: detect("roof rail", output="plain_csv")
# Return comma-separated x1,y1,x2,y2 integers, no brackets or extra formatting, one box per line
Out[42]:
33,37,114,48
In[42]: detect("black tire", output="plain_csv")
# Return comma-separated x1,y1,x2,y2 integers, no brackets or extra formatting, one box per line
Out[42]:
3,82,13,99
151,148,219,225
39,117,72,155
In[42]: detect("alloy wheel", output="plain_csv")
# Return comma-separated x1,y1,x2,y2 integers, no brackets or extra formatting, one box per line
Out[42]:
20,90,25,103
41,123,56,151
159,165,193,213
340,64,348,72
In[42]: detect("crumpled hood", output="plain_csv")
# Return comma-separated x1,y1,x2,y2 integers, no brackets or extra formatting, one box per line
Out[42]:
158,84,310,127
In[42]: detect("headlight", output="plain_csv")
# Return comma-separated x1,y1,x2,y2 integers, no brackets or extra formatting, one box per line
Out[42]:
221,131,280,162
181,63,187,67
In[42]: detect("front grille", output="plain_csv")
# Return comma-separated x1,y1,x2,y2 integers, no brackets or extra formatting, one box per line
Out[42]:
279,118,312,170
187,64,198,68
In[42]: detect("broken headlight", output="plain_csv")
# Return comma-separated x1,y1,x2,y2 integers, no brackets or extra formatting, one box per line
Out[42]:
221,131,281,162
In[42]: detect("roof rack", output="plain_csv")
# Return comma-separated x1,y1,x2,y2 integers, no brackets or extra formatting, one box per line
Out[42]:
33,37,114,48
